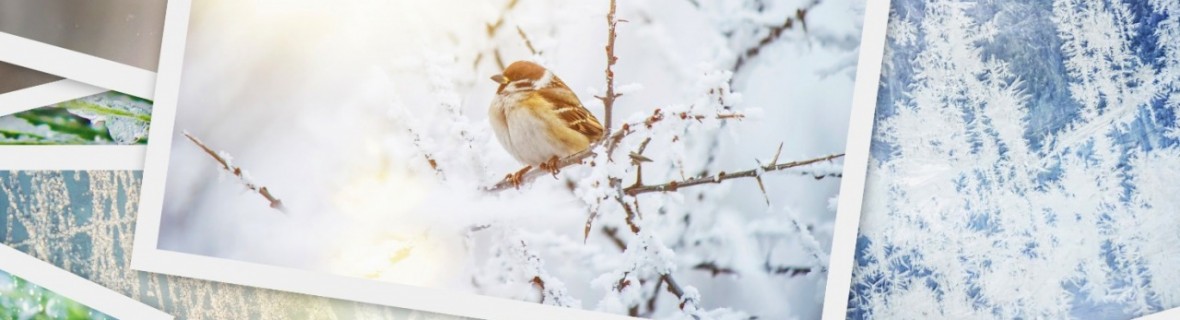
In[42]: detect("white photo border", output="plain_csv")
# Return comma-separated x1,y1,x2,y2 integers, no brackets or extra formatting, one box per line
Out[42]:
131,1,890,320
0,244,172,320
819,0,888,318
0,31,156,100
0,79,108,117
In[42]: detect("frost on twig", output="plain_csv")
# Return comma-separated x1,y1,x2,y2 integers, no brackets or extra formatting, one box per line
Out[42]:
183,131,285,212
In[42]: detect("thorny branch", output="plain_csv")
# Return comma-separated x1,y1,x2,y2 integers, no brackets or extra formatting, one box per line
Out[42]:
183,131,285,212
732,0,822,78
596,0,622,134
623,153,844,196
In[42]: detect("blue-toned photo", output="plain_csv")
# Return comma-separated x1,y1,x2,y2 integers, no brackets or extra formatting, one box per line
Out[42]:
851,0,1180,319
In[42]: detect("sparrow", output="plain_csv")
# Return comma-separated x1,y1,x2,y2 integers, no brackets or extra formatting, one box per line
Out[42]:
489,61,605,187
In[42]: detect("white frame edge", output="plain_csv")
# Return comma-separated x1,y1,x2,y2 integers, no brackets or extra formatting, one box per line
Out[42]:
1139,308,1180,319
820,0,890,319
0,146,145,170
0,245,172,319
0,31,156,100
815,1,1180,319
0,79,108,117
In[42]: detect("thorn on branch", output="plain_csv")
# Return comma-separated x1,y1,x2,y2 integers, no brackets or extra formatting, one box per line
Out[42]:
771,142,783,165
628,152,654,164
183,131,285,212
583,209,599,243
754,174,770,206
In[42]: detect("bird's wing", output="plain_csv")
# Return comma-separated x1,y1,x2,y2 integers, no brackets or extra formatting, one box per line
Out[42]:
537,79,605,141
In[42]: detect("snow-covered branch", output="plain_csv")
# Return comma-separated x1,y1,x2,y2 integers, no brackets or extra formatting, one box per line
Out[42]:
183,131,285,212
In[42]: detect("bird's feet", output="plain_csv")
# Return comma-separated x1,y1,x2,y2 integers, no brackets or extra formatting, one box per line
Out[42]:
538,156,562,177
505,165,532,189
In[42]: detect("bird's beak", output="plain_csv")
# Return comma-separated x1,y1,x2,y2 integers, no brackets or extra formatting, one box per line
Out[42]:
491,74,508,84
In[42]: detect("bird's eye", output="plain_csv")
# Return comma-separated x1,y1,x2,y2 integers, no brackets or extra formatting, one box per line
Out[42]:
514,81,533,89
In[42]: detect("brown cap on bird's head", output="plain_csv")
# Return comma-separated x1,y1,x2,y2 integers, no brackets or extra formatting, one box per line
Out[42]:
490,61,547,84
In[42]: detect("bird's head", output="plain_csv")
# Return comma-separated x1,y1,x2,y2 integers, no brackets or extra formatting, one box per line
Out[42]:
491,61,553,95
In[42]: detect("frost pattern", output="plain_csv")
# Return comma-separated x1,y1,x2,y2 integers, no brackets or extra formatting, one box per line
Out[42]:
851,0,1180,319
0,171,465,320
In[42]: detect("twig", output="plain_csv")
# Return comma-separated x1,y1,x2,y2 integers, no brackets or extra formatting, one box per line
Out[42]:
731,0,821,76
477,0,522,71
595,0,622,134
516,26,538,55
493,50,507,72
603,226,629,251
623,153,844,196
765,263,812,277
661,274,686,301
183,131,285,212
614,196,641,234
602,227,693,310
645,276,665,316
484,0,521,37
693,262,738,277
